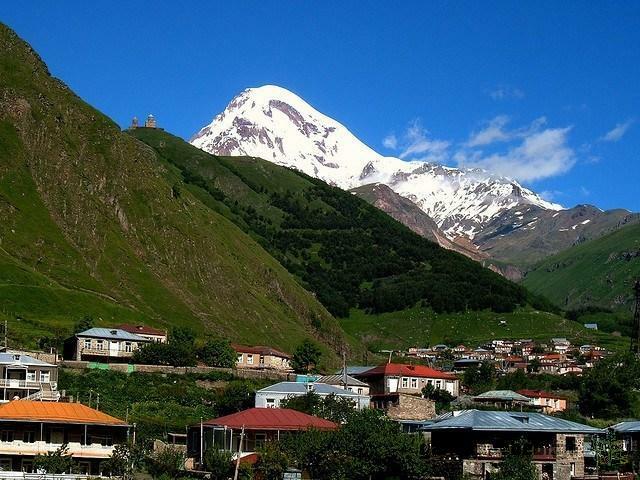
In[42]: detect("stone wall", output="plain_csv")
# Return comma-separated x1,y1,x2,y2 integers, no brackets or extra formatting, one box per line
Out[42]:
386,393,435,421
60,360,294,381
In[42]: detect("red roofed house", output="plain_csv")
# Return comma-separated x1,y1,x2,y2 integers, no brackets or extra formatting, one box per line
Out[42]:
116,324,167,343
358,363,459,397
232,344,292,371
517,389,568,414
188,408,337,466
356,364,458,421
0,400,129,475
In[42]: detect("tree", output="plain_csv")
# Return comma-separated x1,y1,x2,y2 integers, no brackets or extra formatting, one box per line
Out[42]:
281,392,355,423
102,443,135,479
171,326,196,348
33,443,75,474
73,314,94,334
463,361,496,395
255,442,289,480
146,446,186,479
594,431,625,473
290,339,322,373
131,342,197,367
198,339,237,368
217,381,257,415
422,383,454,410
489,442,537,480
579,352,640,419
527,358,541,373
203,448,234,479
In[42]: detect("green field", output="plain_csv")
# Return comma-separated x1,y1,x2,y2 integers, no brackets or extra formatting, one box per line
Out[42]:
340,307,630,352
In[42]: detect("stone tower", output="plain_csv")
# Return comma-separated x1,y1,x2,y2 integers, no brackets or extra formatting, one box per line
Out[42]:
130,116,139,129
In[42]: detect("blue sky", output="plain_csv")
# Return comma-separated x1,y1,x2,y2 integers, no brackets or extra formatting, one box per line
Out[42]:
1,2,638,210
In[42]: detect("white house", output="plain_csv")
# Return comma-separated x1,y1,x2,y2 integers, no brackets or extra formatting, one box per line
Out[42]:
255,382,370,410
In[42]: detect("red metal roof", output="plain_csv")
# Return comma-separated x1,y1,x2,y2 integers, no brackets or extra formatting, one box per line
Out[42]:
202,408,338,431
231,344,290,359
116,324,166,336
517,389,567,400
358,363,457,380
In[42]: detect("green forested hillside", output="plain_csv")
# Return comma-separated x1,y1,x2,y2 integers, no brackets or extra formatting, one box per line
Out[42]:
523,222,640,313
0,24,346,361
130,128,553,321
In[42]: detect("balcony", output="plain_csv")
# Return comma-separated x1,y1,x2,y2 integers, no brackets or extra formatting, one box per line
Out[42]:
0,440,116,458
80,348,134,357
0,380,57,390
475,444,556,461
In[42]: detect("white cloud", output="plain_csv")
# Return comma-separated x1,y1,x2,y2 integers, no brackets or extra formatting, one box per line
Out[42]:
387,117,576,183
466,116,548,147
539,190,564,202
382,134,397,149
489,85,525,100
459,127,576,183
601,119,633,142
467,115,511,147
384,120,450,162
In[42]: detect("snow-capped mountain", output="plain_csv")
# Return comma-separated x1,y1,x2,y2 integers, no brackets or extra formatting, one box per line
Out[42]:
191,85,561,238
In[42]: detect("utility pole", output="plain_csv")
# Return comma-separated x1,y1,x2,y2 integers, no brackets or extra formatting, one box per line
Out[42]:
342,350,348,391
632,280,640,354
233,425,245,480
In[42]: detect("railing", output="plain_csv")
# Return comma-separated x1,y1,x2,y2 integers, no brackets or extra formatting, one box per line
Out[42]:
0,473,110,479
475,444,556,460
0,440,115,458
81,348,134,357
0,380,57,389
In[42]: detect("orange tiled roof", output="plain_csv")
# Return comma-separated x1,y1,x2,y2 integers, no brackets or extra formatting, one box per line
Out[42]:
0,401,127,426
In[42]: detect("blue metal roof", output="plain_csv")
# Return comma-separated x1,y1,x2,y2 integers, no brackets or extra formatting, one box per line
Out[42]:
611,421,640,433
76,328,149,342
0,353,55,367
257,381,362,397
421,410,603,434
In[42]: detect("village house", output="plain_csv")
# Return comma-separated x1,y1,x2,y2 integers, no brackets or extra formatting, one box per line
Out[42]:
473,390,532,410
502,355,528,373
315,374,370,396
422,409,602,480
254,381,370,410
0,353,59,402
517,390,568,414
116,324,167,343
0,400,129,475
551,338,571,354
233,344,292,371
188,407,337,466
357,363,459,397
64,328,151,362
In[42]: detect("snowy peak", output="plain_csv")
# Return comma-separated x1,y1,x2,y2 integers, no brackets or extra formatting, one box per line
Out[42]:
191,85,561,238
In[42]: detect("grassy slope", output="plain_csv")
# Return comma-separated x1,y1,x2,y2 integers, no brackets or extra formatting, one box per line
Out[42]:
523,222,640,311
0,24,346,363
340,308,629,352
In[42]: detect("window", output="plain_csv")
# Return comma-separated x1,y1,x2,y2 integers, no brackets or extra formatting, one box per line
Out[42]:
96,340,104,350
84,339,91,350
0,430,14,442
247,354,254,365
358,388,363,395
26,371,36,382
40,371,51,382
410,378,418,389
23,431,35,443
435,380,442,388
401,377,408,388
237,353,243,364
266,398,276,408
255,433,267,449
0,458,11,471
124,342,132,353
566,436,576,452
259,355,265,365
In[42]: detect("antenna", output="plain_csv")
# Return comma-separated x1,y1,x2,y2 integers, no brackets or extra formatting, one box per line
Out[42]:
632,280,640,354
